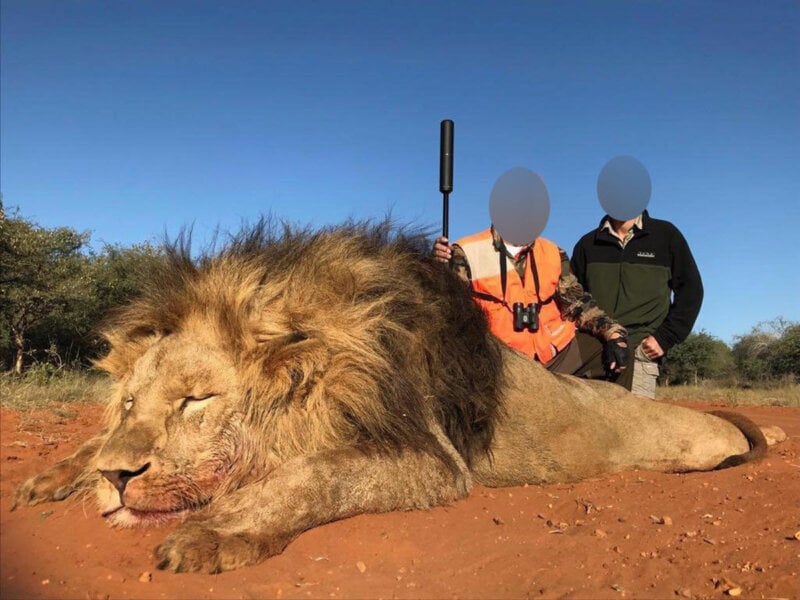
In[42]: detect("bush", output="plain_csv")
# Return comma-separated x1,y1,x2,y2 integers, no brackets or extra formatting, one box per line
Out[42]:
662,331,734,386
732,319,799,385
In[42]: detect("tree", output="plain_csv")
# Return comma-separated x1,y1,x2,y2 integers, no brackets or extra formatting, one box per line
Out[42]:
90,242,162,311
73,241,162,360
732,318,799,383
0,207,92,373
770,324,800,378
663,331,734,385
1,202,165,372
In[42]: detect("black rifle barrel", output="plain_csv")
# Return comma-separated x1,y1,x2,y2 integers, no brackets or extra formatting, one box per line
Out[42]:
439,119,454,238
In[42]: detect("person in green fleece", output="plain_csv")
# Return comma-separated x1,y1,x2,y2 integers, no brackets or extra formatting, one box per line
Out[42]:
571,157,703,398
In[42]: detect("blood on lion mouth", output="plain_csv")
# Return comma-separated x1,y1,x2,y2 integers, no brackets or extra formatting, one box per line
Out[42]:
102,503,205,527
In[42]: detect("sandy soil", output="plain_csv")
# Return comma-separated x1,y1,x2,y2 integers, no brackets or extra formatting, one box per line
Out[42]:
1,402,798,600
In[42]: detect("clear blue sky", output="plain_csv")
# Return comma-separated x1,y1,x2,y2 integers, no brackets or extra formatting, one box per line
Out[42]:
2,0,798,344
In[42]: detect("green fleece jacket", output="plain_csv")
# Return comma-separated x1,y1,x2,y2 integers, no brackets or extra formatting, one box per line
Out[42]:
570,211,703,351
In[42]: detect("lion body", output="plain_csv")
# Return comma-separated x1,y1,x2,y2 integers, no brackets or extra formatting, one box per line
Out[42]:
15,222,767,573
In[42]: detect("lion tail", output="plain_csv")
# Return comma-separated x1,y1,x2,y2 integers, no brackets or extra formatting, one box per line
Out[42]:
707,410,768,470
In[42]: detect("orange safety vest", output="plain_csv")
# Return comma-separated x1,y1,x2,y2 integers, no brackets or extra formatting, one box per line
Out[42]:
455,228,575,363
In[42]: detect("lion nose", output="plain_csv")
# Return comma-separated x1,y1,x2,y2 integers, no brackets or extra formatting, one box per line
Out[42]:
99,463,150,496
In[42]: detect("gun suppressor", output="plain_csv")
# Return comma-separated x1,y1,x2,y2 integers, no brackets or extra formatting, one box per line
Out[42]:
439,119,454,238
439,120,454,193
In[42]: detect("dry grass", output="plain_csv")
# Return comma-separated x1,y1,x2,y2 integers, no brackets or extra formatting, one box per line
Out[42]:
2,370,798,411
0,370,111,410
656,383,800,407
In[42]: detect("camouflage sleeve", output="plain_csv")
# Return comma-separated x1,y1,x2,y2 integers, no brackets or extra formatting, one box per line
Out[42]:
554,249,626,341
449,244,472,283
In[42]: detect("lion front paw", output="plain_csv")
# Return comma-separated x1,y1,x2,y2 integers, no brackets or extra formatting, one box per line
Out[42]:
155,523,290,573
13,470,79,510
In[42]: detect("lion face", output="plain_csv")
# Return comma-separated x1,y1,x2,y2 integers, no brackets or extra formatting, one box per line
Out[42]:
86,222,504,532
95,327,243,527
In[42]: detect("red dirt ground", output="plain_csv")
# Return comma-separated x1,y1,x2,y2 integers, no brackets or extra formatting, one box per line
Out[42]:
1,402,798,600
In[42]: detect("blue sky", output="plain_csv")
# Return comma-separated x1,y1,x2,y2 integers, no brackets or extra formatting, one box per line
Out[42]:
2,0,798,344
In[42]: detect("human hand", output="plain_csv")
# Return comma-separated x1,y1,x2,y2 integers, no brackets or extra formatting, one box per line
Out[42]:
432,237,452,263
640,335,664,360
602,333,629,374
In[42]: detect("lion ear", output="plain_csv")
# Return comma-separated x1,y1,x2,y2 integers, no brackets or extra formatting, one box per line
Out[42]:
281,331,309,345
92,331,163,379
248,328,311,349
93,351,134,380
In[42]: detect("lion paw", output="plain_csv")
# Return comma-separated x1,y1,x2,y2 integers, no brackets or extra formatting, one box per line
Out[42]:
13,471,77,510
155,524,289,573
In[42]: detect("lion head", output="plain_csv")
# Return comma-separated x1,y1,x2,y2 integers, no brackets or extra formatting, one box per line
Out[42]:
91,220,503,526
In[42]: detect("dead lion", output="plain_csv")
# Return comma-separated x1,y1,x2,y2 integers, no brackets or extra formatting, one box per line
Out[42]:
14,221,779,573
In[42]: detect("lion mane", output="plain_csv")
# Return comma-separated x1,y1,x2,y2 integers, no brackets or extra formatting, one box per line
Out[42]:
97,219,502,478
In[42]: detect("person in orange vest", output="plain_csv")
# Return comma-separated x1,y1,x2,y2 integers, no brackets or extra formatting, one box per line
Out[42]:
433,227,629,379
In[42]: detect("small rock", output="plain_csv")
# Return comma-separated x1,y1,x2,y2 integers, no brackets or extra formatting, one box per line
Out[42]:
650,514,672,525
594,529,607,538
760,425,787,445
356,561,367,573
726,588,742,597
677,588,692,598
138,571,152,583
41,579,50,586
794,531,800,541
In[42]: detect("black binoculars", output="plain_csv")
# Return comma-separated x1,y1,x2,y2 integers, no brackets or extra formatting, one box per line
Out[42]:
513,302,539,332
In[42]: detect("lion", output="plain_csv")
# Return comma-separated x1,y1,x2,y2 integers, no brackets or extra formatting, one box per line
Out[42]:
13,220,780,573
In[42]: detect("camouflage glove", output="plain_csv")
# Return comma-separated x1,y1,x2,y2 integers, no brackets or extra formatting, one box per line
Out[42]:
602,334,629,375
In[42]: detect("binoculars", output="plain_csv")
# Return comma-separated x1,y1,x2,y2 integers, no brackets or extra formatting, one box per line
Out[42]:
513,302,539,332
